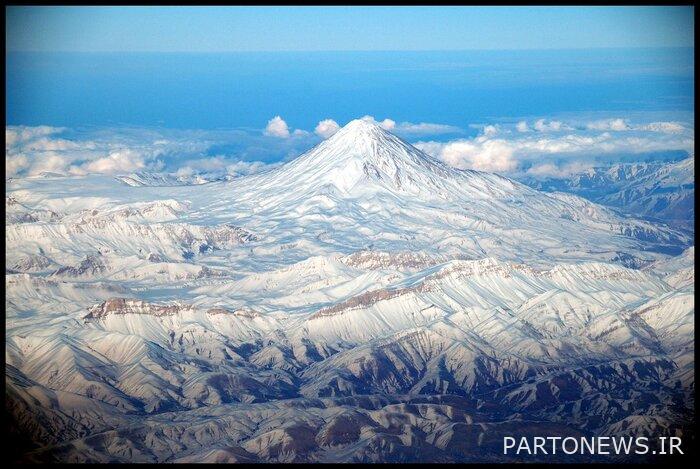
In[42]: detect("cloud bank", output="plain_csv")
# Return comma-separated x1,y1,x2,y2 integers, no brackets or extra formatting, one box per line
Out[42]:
6,115,693,180
415,117,693,174
5,125,282,179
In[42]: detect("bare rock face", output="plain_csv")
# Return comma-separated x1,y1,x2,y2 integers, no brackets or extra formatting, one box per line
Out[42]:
196,265,229,279
9,254,57,273
310,288,409,318
84,298,188,320
216,224,259,243
206,307,260,318
146,252,166,263
340,250,438,271
84,299,264,321
309,259,533,319
53,254,107,277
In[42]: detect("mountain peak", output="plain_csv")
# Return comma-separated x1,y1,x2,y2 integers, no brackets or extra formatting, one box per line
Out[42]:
337,118,386,133
272,116,461,195
250,116,524,201
323,118,393,147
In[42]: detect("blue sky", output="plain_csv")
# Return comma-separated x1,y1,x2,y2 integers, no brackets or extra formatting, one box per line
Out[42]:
6,6,694,52
5,7,695,180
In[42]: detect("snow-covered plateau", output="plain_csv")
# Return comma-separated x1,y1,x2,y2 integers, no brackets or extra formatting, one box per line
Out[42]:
5,119,695,462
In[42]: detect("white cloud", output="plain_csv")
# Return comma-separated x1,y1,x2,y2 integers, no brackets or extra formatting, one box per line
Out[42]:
586,118,630,131
415,138,517,172
526,161,595,178
225,160,271,176
5,125,64,149
4,125,295,179
177,156,228,172
638,121,686,134
263,116,313,139
585,119,687,134
398,122,459,135
516,121,530,133
24,137,89,152
314,119,341,139
483,125,499,137
533,119,570,132
417,120,694,174
264,116,291,138
6,116,693,180
6,154,29,178
174,166,195,177
360,115,396,131
26,153,73,176
80,149,147,175
359,115,459,135
379,119,396,130
173,159,271,179
173,155,271,177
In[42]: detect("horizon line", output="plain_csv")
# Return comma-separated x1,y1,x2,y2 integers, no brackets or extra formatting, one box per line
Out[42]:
7,45,694,54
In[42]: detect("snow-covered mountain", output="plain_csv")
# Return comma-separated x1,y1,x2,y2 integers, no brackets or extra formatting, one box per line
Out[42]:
599,157,694,229
5,119,694,462
518,157,695,233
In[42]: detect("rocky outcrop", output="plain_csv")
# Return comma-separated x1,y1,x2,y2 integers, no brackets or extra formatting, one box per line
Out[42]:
53,254,107,277
84,298,188,320
340,250,438,271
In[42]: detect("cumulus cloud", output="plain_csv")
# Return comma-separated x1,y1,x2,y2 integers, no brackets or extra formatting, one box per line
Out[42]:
262,116,313,139
6,154,29,178
6,115,693,180
483,125,499,137
177,156,229,173
416,118,694,174
5,125,64,149
425,139,517,172
526,161,595,178
79,149,147,175
586,118,630,131
415,126,517,172
582,118,686,134
532,119,570,132
225,160,272,176
5,125,91,177
377,118,396,130
264,116,291,138
6,125,182,178
638,121,686,134
360,115,396,131
5,124,306,179
399,122,460,135
174,155,272,178
516,121,530,133
25,152,75,176
314,119,341,139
